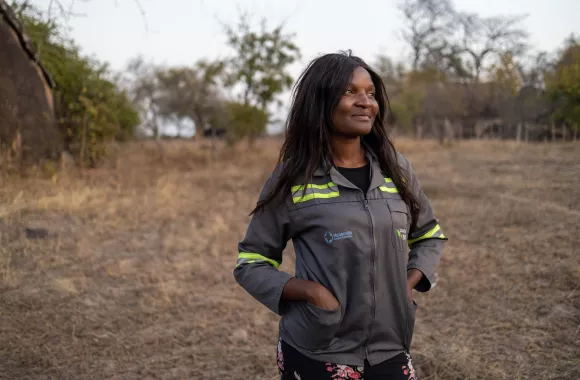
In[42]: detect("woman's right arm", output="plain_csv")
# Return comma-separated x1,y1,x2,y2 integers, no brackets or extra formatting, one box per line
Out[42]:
233,170,338,315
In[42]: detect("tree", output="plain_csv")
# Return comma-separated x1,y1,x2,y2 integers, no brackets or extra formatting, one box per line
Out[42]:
518,51,551,89
222,12,300,142
397,0,469,140
155,60,224,140
12,1,140,167
486,53,523,133
489,53,522,96
125,56,163,139
389,89,423,134
220,102,268,146
374,54,406,96
546,35,580,140
398,0,455,71
455,12,528,82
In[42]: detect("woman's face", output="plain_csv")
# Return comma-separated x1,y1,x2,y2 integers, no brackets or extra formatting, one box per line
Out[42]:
331,66,379,138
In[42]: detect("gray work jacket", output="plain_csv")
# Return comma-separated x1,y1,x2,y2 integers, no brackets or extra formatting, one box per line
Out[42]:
233,148,447,366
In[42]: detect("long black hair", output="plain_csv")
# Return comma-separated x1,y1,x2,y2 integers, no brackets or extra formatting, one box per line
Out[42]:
251,51,421,223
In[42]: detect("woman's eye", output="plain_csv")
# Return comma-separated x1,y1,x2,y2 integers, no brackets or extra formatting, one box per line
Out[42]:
368,92,375,97
345,89,354,94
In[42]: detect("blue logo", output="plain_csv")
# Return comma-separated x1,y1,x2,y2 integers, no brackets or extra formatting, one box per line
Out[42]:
324,231,353,244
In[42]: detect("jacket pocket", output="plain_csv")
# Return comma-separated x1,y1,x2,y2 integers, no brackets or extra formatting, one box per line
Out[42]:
404,299,418,350
282,301,342,352
386,198,409,252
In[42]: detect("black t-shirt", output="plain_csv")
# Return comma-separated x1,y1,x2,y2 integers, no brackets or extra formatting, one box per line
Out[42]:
336,163,371,194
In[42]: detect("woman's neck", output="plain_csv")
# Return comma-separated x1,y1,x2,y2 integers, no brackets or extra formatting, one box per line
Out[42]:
330,136,367,168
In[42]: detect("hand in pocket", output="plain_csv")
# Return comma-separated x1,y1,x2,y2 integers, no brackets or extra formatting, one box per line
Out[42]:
307,282,340,311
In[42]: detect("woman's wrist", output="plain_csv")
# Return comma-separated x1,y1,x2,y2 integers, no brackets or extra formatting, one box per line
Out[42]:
282,277,319,302
407,268,423,291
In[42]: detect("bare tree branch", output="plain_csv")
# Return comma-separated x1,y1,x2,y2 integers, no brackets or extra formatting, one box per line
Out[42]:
132,0,148,33
398,0,456,70
456,12,529,81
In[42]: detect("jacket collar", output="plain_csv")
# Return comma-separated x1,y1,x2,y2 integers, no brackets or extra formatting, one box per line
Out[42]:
313,140,386,192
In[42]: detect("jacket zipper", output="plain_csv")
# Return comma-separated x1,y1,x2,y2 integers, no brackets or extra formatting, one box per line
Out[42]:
363,195,377,359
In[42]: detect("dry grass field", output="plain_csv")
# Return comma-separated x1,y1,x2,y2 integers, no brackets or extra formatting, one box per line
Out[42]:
0,138,578,380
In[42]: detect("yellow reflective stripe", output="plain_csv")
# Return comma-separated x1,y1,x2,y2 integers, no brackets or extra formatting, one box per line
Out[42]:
291,182,337,192
379,186,399,193
408,224,445,245
237,253,280,269
293,192,340,204
380,178,398,193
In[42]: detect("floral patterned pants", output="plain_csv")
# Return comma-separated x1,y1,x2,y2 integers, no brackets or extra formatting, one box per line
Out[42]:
277,339,418,380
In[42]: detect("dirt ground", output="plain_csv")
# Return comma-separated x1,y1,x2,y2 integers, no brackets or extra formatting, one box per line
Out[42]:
0,138,578,380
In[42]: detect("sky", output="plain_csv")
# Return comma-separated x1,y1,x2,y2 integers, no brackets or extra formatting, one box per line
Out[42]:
28,0,580,134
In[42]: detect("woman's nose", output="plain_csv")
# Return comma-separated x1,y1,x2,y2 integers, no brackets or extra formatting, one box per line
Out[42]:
355,93,372,107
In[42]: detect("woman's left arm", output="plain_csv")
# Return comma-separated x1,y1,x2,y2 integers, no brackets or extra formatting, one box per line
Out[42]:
402,156,448,293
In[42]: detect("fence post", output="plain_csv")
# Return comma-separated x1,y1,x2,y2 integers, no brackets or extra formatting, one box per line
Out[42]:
562,124,567,142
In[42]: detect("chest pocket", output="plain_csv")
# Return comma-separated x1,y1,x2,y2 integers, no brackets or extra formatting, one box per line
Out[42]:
386,198,409,252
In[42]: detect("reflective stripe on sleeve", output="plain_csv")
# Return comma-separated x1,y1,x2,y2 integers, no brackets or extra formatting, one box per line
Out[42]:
236,252,281,269
408,224,446,245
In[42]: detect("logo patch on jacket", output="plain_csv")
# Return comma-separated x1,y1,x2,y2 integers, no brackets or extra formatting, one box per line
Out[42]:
324,231,353,244
397,228,407,241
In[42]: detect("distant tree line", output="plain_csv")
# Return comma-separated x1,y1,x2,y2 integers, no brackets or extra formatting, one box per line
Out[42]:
382,0,580,142
124,12,300,147
9,2,300,168
127,0,580,145
7,0,579,170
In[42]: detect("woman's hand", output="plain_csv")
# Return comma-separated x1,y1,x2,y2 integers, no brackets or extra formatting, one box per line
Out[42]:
306,283,340,310
406,269,423,302
282,278,340,311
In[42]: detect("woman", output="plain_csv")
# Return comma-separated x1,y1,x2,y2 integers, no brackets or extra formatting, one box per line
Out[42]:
233,51,447,380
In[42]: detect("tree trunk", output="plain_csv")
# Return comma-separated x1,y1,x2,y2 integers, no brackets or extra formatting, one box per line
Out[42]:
573,127,578,142
551,123,556,142
193,115,205,142
446,118,453,143
562,124,567,142
150,110,161,140
150,116,166,164
516,123,522,142
524,123,529,143
79,115,87,171
151,118,160,140
416,123,423,140
243,88,251,107
211,126,217,162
